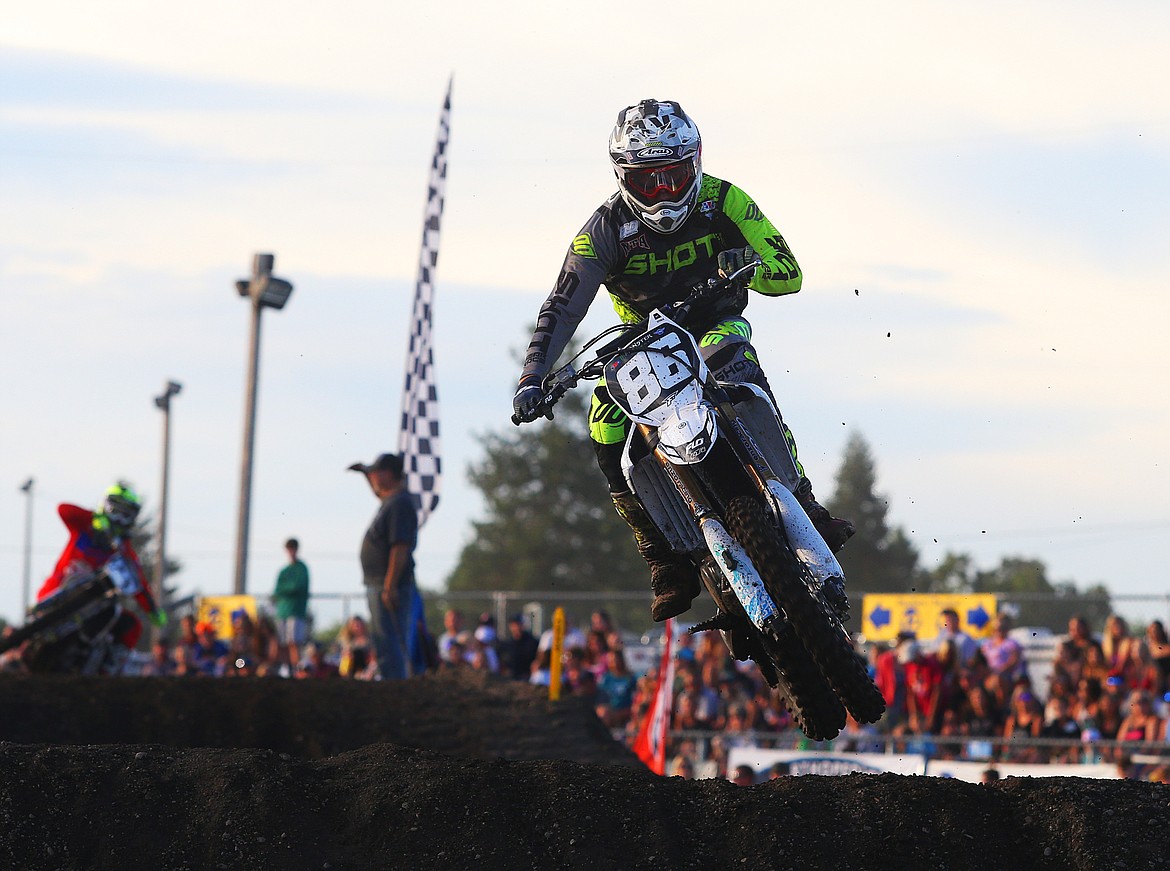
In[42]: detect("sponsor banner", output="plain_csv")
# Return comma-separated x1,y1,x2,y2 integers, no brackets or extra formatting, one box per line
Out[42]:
198,595,258,639
728,747,925,777
926,759,1119,782
861,593,997,643
727,747,1121,782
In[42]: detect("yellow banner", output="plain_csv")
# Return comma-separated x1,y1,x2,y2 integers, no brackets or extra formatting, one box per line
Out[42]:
860,593,997,643
198,595,258,639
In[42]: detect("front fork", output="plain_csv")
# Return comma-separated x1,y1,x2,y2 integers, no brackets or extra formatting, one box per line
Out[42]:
717,399,845,591
637,423,779,632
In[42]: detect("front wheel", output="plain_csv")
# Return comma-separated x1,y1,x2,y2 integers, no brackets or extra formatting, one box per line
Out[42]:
724,495,886,725
697,559,844,740
756,620,846,741
0,579,108,656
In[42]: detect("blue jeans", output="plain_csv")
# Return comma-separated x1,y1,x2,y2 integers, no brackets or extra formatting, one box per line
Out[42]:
366,580,416,680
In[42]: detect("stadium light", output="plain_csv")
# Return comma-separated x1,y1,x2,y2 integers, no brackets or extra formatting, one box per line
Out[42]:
153,380,181,638
233,253,294,595
19,478,34,615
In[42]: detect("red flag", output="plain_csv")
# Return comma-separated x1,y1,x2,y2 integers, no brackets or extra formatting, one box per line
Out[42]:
632,618,675,774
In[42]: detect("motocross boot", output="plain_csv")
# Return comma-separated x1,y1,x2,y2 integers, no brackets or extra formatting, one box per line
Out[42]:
794,477,853,622
794,476,855,554
612,492,700,622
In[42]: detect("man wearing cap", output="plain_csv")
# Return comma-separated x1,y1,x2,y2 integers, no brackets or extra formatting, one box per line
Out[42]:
348,453,418,680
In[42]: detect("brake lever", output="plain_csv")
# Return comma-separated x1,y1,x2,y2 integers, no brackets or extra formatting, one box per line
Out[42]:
672,259,762,324
510,365,578,425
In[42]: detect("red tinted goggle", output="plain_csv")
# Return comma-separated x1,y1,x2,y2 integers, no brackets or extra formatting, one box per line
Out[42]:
624,161,695,200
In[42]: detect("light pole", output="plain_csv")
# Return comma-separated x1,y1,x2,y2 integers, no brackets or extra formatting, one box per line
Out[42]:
153,380,181,637
19,478,34,616
233,253,294,595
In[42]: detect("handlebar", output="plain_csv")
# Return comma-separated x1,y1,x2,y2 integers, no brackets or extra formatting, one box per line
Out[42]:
512,259,760,425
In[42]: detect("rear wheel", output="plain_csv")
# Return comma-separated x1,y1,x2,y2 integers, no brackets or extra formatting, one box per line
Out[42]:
725,495,886,725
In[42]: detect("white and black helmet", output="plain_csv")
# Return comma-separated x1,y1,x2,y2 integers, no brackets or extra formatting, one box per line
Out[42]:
608,99,702,234
102,482,141,533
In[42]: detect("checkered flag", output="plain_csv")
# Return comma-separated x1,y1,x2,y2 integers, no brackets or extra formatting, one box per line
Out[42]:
398,79,451,528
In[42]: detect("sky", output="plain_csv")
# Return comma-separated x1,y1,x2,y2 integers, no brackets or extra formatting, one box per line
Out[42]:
2,0,1168,631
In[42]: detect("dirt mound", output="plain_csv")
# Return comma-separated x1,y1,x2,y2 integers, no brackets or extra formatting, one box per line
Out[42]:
0,670,634,765
1,671,1167,870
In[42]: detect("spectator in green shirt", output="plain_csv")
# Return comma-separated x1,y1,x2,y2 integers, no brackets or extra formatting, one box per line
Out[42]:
273,537,310,670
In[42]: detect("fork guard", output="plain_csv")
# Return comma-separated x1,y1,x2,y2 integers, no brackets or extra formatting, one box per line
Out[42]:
696,516,778,630
764,479,845,589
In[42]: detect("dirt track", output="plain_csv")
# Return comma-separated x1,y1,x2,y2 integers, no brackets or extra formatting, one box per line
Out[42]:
1,670,1168,870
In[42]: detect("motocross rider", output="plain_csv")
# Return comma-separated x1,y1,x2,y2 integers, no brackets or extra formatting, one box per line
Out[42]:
513,98,854,623
37,482,162,665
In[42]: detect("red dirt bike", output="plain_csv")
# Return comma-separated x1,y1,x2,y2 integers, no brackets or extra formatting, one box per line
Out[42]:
513,262,885,740
0,554,160,675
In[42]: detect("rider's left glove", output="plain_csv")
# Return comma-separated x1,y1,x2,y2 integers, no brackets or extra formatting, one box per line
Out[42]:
512,380,549,423
717,246,758,279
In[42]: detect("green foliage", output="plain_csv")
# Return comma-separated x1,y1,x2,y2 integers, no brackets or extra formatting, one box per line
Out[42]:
826,431,925,596
129,508,184,622
825,433,1112,631
313,621,343,648
923,552,1112,632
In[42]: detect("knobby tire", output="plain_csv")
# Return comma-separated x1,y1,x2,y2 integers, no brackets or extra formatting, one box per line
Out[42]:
725,495,886,725
756,622,846,741
0,581,108,656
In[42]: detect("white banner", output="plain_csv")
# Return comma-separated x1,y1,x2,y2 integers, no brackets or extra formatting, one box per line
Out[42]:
398,78,451,528
728,747,925,777
727,747,1121,782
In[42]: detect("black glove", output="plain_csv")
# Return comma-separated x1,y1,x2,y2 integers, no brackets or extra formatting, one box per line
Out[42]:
512,381,548,423
717,246,758,279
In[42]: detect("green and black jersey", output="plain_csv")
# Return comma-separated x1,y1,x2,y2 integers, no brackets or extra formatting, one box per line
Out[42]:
520,173,802,386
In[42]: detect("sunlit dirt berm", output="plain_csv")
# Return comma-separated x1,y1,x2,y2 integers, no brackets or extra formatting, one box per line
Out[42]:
0,670,1166,870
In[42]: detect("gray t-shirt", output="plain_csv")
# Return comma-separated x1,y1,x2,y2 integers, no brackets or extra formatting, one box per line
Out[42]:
360,489,418,588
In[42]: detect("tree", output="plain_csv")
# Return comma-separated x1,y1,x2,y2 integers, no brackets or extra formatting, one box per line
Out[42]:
126,507,184,646
445,389,653,628
826,431,923,596
921,551,977,594
923,553,1112,633
810,431,1114,633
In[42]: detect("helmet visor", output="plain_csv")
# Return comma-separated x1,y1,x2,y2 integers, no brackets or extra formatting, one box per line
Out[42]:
622,161,696,204
105,496,140,529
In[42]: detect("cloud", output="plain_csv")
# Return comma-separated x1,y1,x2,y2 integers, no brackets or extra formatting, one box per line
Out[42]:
2,0,1169,628
0,46,372,113
866,130,1170,270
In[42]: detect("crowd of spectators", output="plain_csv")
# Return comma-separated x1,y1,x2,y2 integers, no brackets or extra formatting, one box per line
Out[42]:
640,607,1170,782
9,598,1170,782
133,611,339,679
868,611,1170,771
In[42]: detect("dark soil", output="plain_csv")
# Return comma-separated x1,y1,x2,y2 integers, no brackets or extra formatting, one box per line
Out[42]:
1,670,1168,871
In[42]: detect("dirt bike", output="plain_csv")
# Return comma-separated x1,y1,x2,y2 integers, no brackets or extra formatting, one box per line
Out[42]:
0,553,159,675
512,262,885,740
